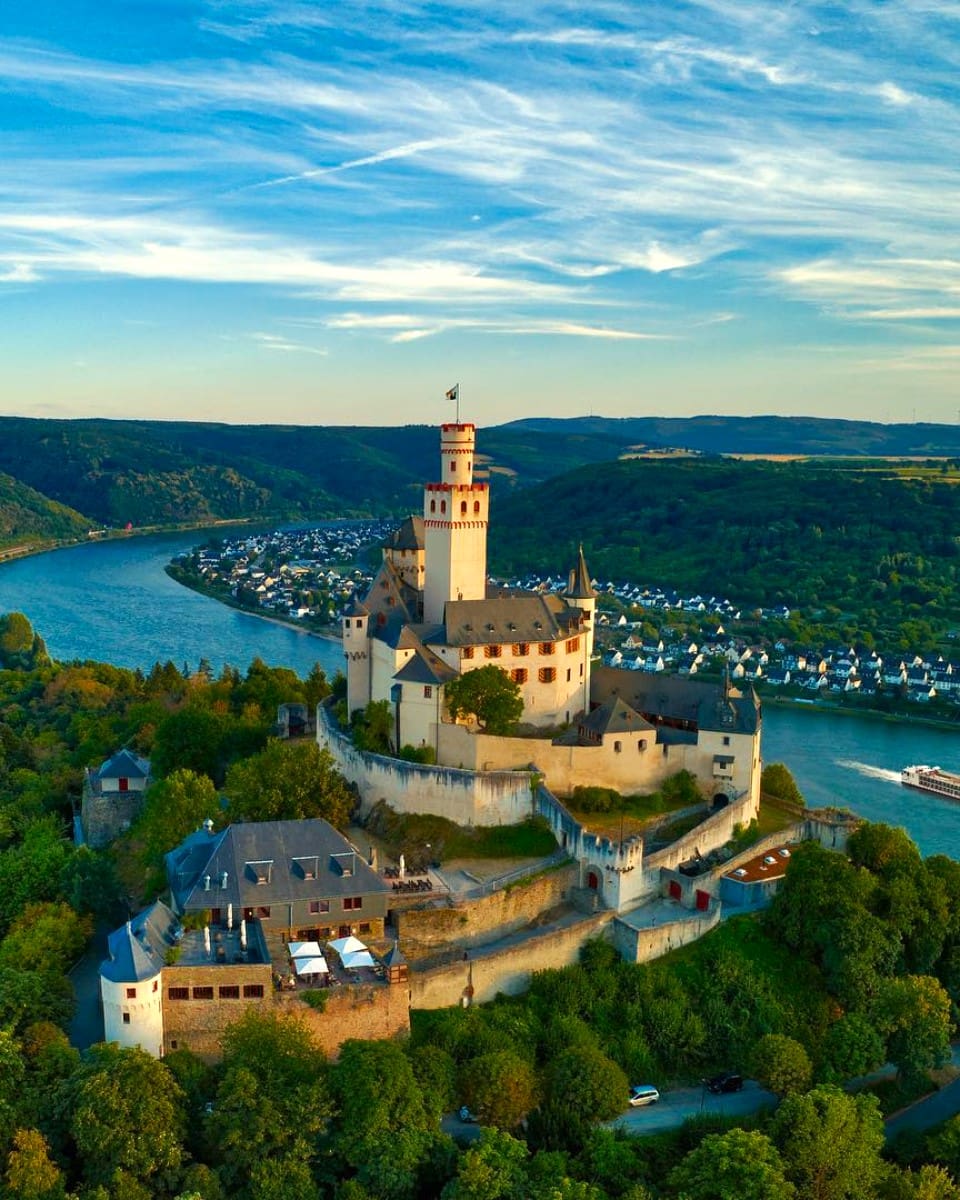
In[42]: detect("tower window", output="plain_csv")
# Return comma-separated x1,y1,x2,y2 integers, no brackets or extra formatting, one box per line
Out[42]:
474,500,480,513
614,741,622,753
538,667,556,684
122,1012,131,1024
461,501,467,515
566,637,580,653
450,461,457,472
566,668,571,681
424,685,432,698
430,500,436,514
440,501,446,514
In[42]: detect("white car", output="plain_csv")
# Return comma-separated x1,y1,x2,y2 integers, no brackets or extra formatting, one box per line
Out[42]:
628,1085,660,1107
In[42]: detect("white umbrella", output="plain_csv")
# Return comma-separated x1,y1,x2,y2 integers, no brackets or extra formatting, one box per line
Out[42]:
293,954,329,976
399,853,405,881
341,948,376,970
328,934,367,956
288,940,324,959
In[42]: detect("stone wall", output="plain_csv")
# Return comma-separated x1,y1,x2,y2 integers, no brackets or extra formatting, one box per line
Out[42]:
436,721,759,810
409,911,614,1009
395,862,578,959
81,790,145,849
611,904,722,964
162,961,273,1058
275,981,410,1057
317,704,535,826
642,787,756,884
161,957,410,1059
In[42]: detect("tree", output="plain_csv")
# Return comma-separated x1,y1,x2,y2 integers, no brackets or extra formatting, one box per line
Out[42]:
751,1034,813,1097
771,1085,884,1200
329,1040,431,1170
0,902,92,973
462,1049,538,1130
847,823,922,879
132,769,220,876
208,1011,330,1198
67,1043,185,1191
545,1045,628,1125
873,975,952,1084
224,741,355,827
351,701,394,755
445,667,523,735
442,1128,528,1200
820,1013,885,1083
667,1128,795,1200
761,763,804,807
3,1129,65,1200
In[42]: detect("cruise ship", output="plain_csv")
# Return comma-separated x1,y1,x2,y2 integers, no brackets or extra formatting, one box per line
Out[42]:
901,765,960,801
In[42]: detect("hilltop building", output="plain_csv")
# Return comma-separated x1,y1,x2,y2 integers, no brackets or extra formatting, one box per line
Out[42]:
80,748,152,849
338,420,760,822
343,421,596,751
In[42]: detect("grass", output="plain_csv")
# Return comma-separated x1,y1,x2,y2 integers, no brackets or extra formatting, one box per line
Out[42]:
756,795,802,838
365,803,557,867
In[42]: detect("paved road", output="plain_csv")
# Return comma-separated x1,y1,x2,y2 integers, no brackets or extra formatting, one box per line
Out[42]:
68,925,108,1050
887,1074,960,1140
609,1080,778,1135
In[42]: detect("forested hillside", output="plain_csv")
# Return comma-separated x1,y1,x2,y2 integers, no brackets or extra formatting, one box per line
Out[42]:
0,473,92,551
490,458,960,642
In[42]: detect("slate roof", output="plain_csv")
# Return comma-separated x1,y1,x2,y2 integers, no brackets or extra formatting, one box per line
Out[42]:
580,696,655,737
590,667,760,735
394,645,458,686
383,516,424,553
101,899,178,983
97,748,151,781
437,594,583,647
564,546,597,601
362,558,418,625
166,819,391,914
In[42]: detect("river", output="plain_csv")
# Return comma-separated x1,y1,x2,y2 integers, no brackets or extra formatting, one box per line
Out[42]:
1,530,958,856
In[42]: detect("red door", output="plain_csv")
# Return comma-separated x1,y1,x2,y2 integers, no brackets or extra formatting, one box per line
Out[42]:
587,871,600,890
695,889,710,911
668,880,682,900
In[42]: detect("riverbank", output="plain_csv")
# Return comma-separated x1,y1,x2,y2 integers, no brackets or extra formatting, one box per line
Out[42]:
765,693,960,733
164,562,342,643
0,515,277,567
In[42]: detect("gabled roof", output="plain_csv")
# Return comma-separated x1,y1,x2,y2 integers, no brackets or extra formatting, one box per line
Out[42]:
362,558,417,624
438,594,583,647
101,899,178,983
383,516,424,553
580,696,655,737
97,748,151,780
394,645,458,686
590,666,760,735
166,819,391,914
564,546,597,601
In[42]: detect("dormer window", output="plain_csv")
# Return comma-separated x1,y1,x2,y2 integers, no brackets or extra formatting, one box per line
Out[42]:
293,856,319,880
246,860,273,885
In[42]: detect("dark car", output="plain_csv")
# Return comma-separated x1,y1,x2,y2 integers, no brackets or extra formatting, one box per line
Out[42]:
705,1072,743,1094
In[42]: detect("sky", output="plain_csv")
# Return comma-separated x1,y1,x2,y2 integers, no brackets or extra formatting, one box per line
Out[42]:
0,1,958,428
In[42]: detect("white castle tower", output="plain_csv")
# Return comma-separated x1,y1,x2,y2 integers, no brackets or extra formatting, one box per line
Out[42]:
342,598,371,717
422,423,489,625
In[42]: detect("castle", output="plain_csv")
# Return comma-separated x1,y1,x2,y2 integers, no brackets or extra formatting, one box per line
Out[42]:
338,420,761,829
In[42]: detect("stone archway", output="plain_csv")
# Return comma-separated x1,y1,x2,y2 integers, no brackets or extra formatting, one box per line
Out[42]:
587,869,600,890
711,792,730,810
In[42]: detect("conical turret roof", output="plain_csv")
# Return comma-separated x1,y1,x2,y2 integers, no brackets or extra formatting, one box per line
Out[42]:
565,545,597,600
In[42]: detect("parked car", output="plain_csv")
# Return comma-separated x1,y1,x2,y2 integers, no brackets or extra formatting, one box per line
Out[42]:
628,1085,660,1107
705,1072,743,1094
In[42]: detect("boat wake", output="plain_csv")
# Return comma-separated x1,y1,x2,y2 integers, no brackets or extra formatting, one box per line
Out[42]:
836,760,901,785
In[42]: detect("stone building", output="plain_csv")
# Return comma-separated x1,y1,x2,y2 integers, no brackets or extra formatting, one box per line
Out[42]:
80,748,151,849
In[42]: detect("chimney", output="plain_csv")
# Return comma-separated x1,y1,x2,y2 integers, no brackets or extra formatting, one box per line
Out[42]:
203,874,211,891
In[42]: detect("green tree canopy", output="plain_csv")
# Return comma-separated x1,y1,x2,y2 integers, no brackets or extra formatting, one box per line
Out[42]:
761,763,804,807
750,1034,813,1097
771,1085,885,1200
462,1049,538,1130
131,769,220,880
667,1128,796,1200
445,667,523,736
873,975,952,1084
224,741,355,827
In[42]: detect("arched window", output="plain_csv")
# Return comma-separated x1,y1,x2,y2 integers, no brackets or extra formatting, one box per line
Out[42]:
440,500,446,513
460,501,467,515
473,500,480,513
430,499,436,514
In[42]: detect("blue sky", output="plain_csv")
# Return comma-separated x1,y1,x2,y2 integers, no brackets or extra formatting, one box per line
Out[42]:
1,1,958,427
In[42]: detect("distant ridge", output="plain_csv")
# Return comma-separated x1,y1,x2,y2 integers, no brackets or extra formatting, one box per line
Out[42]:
0,412,958,537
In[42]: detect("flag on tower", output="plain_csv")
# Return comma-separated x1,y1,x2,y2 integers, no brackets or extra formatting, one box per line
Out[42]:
445,384,459,402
